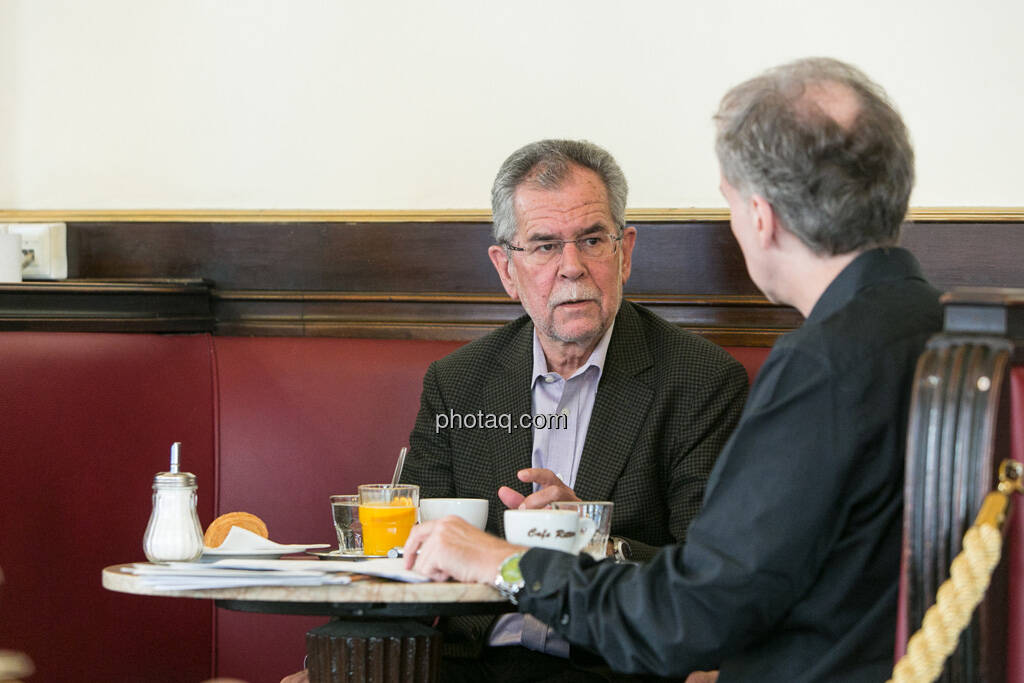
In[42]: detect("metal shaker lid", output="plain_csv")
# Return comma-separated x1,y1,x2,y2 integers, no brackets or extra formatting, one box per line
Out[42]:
153,471,196,487
152,442,196,487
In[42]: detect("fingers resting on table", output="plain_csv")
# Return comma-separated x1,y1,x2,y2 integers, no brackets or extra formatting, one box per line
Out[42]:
404,516,525,583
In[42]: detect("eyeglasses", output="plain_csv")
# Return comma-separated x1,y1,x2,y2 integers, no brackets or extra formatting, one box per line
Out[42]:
503,232,622,266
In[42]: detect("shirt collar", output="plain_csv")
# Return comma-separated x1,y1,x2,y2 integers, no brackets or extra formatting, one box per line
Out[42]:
807,247,926,324
532,321,615,383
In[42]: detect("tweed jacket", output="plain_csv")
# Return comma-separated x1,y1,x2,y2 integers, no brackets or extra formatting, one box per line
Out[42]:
402,300,749,560
401,300,748,659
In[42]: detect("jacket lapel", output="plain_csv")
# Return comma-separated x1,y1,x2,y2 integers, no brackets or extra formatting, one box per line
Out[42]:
573,302,654,502
484,322,535,508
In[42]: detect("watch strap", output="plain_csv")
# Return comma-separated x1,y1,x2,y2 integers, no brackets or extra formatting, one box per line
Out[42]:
612,536,632,562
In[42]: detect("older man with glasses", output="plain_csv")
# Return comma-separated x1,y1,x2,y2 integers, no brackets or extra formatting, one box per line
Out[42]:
398,139,749,682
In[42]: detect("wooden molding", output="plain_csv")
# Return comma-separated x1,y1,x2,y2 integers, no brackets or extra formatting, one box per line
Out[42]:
210,289,799,346
905,207,1024,222
0,209,494,223
0,280,799,345
3,207,1024,223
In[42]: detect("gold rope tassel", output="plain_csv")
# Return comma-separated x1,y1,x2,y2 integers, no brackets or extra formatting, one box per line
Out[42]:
888,459,1023,683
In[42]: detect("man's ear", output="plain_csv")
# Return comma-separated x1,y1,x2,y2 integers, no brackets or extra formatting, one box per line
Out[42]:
488,245,519,300
619,226,638,284
749,194,778,250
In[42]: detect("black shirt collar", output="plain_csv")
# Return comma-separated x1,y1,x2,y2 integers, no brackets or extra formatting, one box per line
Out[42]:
807,247,926,324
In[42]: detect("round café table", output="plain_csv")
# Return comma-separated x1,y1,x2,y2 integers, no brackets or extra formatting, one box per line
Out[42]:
103,563,514,683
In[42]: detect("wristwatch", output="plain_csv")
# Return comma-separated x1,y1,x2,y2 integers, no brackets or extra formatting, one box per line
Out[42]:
494,552,525,604
611,537,632,562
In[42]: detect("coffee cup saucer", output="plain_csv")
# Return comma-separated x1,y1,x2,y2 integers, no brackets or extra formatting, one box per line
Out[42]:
307,548,388,560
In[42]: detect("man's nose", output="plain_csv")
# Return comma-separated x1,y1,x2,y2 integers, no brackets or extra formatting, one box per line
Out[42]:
557,241,586,278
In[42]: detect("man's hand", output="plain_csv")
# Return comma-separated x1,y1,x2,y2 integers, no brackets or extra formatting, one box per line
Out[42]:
497,468,582,509
403,515,526,583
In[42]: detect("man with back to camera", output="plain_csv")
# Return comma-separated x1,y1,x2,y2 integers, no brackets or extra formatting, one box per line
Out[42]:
399,139,750,681
404,57,944,682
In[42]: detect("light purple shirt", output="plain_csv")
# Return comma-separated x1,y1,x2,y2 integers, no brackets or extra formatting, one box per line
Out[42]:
488,322,614,656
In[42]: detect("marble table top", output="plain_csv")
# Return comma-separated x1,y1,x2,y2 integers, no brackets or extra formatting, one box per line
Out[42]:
102,563,512,617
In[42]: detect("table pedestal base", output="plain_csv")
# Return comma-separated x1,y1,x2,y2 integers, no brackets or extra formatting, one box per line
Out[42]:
306,619,442,683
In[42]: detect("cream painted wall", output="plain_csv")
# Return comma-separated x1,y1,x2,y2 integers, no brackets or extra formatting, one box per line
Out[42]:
2,0,1022,210
0,3,18,205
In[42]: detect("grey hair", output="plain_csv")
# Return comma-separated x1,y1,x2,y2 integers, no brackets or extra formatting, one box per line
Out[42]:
490,139,628,244
714,57,915,255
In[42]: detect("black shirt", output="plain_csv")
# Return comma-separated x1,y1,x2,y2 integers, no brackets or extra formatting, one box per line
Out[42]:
518,247,943,682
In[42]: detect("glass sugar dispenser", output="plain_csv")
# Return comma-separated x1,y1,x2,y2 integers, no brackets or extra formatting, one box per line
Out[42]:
143,442,205,563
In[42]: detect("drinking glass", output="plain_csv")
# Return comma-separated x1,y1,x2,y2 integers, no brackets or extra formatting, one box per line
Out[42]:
357,484,419,556
552,501,614,560
330,494,363,554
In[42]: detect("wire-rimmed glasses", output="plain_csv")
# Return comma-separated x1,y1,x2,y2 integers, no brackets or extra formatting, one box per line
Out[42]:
503,232,622,267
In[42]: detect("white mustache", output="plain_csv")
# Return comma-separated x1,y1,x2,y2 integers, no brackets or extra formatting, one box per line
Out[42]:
550,285,599,308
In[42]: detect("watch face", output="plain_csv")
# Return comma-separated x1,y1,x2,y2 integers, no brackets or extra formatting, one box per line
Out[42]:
501,554,523,583
495,553,526,603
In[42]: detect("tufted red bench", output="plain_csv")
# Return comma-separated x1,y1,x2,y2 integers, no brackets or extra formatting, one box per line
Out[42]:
0,331,769,682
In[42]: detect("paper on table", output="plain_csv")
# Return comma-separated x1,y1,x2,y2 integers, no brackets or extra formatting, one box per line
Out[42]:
208,558,430,583
202,526,330,557
124,563,352,590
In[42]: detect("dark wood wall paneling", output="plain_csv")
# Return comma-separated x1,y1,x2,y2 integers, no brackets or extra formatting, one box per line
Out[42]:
0,220,1020,344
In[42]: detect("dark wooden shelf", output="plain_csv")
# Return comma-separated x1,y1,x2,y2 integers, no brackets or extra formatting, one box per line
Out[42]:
0,279,214,333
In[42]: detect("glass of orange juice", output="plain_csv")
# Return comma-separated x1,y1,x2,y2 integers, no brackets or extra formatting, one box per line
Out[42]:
358,484,419,556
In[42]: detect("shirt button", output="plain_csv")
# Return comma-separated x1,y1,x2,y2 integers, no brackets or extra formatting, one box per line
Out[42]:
531,581,542,592
560,614,570,625
544,375,557,384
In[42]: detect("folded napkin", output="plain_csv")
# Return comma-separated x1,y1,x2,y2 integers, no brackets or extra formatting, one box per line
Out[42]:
202,526,329,557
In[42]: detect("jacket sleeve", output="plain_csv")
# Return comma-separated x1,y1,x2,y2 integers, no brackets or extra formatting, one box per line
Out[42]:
400,361,456,498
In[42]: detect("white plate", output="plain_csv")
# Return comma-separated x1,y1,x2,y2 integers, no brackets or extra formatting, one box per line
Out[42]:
202,543,330,560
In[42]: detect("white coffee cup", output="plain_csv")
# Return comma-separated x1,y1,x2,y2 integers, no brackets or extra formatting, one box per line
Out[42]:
419,498,488,529
504,509,596,554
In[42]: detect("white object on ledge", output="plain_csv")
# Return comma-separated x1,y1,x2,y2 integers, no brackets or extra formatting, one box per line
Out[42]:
0,230,22,283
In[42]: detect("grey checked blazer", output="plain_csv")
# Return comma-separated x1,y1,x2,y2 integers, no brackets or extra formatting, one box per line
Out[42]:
403,300,748,558
401,300,748,658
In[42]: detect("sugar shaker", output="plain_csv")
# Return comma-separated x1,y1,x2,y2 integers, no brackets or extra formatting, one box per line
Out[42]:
143,442,204,563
